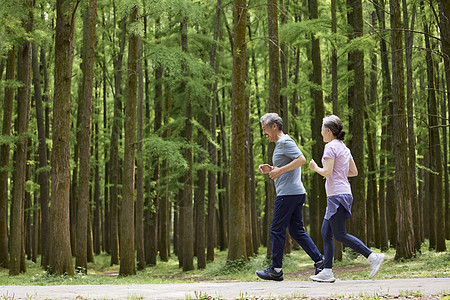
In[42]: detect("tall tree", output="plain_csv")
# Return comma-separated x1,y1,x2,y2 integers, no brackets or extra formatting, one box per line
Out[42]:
308,0,325,249
438,0,450,239
180,17,194,271
421,1,445,252
49,0,79,276
119,4,140,276
76,0,97,273
135,37,145,271
207,0,221,262
390,0,415,260
347,0,366,244
228,0,248,262
109,12,127,266
265,0,280,259
32,42,50,267
0,49,15,269
10,0,33,275
402,0,420,251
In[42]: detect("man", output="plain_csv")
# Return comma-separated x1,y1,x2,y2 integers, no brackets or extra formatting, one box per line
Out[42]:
256,113,323,281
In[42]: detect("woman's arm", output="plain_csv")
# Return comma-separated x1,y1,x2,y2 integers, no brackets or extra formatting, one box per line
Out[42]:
269,155,306,180
348,159,358,177
309,157,334,178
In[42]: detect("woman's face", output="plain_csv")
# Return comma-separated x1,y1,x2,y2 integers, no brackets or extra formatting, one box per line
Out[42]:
321,124,333,143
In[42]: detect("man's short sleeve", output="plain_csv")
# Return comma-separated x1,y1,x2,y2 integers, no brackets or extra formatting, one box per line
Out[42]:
282,139,302,160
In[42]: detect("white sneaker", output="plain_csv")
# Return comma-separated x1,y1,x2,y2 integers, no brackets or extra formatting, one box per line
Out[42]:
368,253,385,278
310,268,336,283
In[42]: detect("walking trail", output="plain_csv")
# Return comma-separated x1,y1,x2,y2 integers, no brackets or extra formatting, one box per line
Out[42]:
1,277,449,299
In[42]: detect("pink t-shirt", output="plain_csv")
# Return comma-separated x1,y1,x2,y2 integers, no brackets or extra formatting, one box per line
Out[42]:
322,139,353,196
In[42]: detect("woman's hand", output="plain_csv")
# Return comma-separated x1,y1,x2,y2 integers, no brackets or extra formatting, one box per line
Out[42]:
309,159,318,172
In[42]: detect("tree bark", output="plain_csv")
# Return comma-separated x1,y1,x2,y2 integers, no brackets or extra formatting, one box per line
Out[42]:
390,0,415,259
109,13,126,266
180,17,194,271
228,0,248,262
136,38,145,271
49,0,78,276
32,42,50,266
119,5,140,276
0,48,15,269
309,0,325,250
402,0,420,252
76,0,97,273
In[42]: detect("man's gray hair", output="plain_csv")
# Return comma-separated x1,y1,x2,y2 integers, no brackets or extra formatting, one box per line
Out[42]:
260,113,283,131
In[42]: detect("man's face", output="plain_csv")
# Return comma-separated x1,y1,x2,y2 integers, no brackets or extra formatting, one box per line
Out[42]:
262,122,277,143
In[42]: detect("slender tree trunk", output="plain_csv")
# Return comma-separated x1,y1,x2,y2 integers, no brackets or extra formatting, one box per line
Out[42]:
331,0,338,115
266,0,280,259
32,42,50,266
10,1,33,274
373,0,391,250
49,0,78,276
109,13,126,266
119,5,140,276
402,1,420,252
228,0,248,262
366,14,379,246
136,38,145,271
390,0,415,260
347,0,366,244
180,18,194,271
0,49,15,269
93,116,101,255
207,0,221,263
309,0,325,250
438,0,450,240
218,107,229,251
76,0,97,273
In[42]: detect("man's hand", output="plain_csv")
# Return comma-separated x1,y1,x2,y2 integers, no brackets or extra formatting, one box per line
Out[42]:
259,164,273,174
269,167,282,180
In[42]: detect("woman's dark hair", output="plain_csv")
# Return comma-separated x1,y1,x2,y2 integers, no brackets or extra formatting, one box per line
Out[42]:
260,113,283,131
323,115,346,140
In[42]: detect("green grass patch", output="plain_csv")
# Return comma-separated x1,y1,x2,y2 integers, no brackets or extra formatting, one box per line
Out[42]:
0,240,449,286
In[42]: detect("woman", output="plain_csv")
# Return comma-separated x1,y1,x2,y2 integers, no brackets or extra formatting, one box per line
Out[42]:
309,115,384,283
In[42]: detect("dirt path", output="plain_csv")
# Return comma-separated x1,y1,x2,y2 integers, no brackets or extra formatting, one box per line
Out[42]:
1,277,449,299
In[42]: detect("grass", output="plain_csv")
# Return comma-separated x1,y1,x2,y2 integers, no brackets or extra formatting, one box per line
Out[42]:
0,240,449,286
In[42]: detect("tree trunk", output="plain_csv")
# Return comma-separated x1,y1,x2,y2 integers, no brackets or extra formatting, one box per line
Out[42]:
438,0,450,240
136,38,145,271
32,42,50,266
228,0,248,262
390,0,415,260
0,49,15,269
49,0,78,276
421,2,445,252
373,0,391,250
10,2,33,274
180,18,194,271
402,0,420,252
207,0,221,263
266,0,280,259
76,0,97,273
308,0,325,250
109,13,127,266
366,13,379,247
347,0,366,244
119,5,140,276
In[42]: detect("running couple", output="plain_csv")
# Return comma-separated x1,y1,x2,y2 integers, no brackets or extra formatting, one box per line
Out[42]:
256,113,384,283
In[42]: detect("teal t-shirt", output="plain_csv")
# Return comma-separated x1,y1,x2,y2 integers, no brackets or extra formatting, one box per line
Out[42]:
272,135,306,196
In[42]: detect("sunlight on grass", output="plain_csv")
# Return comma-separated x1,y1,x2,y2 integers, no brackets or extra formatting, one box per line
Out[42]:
0,240,449,286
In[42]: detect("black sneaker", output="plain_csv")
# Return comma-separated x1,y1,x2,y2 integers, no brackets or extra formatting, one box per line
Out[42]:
256,267,284,281
314,260,324,275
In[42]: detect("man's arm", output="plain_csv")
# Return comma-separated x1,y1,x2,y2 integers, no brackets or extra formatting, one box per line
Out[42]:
269,155,306,180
